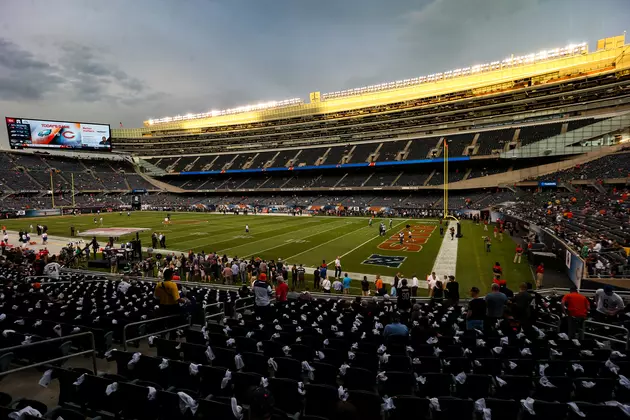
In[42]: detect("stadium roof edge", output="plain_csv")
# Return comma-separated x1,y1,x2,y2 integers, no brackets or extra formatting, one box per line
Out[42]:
127,34,627,132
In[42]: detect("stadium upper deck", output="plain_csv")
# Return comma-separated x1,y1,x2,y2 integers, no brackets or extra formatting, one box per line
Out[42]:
111,34,630,157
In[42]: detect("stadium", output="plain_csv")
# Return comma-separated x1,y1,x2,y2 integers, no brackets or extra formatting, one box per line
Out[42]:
0,27,630,420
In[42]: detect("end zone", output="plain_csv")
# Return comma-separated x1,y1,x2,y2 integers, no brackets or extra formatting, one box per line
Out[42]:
77,227,151,237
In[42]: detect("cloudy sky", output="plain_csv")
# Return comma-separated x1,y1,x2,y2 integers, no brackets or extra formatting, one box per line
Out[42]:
0,0,628,145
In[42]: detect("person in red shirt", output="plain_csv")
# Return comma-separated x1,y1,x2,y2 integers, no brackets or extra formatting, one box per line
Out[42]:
492,262,503,278
514,244,524,263
535,263,544,289
275,277,288,302
561,286,590,338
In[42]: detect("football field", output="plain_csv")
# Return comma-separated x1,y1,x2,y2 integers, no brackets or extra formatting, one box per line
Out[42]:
6,212,532,294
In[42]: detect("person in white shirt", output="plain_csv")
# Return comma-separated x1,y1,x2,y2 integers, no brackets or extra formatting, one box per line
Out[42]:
594,285,624,321
245,225,249,233
427,272,438,297
41,232,47,245
322,278,332,293
411,275,419,297
44,260,61,279
593,242,602,253
334,257,342,279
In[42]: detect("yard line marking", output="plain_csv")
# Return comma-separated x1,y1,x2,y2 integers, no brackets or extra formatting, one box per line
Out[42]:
242,220,354,258
160,216,309,245
216,218,337,253
335,219,411,260
283,220,371,261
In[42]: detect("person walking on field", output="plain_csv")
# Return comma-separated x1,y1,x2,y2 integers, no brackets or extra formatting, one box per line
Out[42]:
514,244,524,263
535,263,544,289
334,257,342,279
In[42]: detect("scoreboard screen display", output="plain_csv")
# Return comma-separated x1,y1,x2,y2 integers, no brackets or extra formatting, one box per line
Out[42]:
5,117,111,151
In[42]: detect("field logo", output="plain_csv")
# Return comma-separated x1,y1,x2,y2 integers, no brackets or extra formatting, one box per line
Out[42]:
362,254,407,268
377,224,436,252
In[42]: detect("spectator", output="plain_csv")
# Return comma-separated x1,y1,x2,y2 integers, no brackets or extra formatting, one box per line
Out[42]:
231,260,239,284
561,286,590,338
485,283,508,322
411,274,419,297
535,263,544,289
275,277,288,302
313,267,321,290
431,280,444,302
253,273,273,320
397,278,411,311
445,275,459,306
375,275,383,295
287,287,300,301
222,264,233,285
594,285,624,322
466,287,486,330
322,276,332,293
510,283,533,327
332,278,343,294
427,272,438,297
361,276,370,296
514,244,524,263
291,264,297,287
153,268,183,316
383,314,409,338
342,273,351,295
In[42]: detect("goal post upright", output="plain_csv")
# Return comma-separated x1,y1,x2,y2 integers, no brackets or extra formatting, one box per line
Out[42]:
443,142,459,224
443,142,448,218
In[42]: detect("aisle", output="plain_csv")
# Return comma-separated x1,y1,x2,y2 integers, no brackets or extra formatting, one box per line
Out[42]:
430,221,459,279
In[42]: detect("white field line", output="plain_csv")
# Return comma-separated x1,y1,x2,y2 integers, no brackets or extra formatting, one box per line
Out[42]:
242,219,353,258
336,219,411,260
216,218,330,253
283,220,372,262
162,216,309,246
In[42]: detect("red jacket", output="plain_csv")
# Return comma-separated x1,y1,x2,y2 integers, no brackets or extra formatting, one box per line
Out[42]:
276,282,288,302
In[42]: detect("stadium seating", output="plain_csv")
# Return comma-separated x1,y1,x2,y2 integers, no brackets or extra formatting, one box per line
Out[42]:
2,267,630,419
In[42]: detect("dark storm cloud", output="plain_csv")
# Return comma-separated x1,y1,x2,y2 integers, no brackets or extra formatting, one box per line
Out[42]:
0,39,66,100
0,35,157,105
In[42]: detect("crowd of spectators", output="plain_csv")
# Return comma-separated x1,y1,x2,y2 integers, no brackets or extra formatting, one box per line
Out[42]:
504,186,630,278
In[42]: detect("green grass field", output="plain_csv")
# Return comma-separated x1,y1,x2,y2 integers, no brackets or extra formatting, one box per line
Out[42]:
6,212,532,294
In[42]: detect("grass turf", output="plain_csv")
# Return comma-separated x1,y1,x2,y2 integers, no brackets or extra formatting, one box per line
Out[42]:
6,212,532,294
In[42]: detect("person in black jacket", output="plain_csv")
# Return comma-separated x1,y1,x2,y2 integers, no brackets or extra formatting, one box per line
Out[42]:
445,275,460,306
397,279,412,311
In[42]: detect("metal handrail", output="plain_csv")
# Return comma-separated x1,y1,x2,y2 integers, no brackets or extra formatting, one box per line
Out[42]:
204,302,225,322
583,319,630,350
537,288,630,298
536,313,561,331
0,331,97,375
233,296,255,316
122,314,188,351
